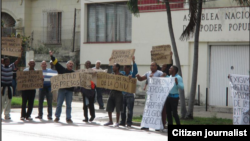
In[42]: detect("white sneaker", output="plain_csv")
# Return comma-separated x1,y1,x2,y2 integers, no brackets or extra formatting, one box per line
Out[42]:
26,117,33,120
114,123,119,127
20,117,25,120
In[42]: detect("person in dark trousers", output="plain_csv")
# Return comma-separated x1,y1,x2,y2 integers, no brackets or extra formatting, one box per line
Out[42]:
165,66,184,125
160,51,173,129
50,51,74,123
118,56,138,127
1,57,21,120
104,63,124,127
35,61,58,120
12,67,18,96
92,60,105,110
21,60,38,120
82,61,96,122
136,62,163,131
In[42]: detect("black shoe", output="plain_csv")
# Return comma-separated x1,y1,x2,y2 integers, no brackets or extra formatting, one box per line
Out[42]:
89,117,95,122
99,107,105,110
54,117,60,122
66,118,73,123
35,116,42,119
155,129,160,131
141,127,149,131
47,117,53,120
119,122,126,126
83,119,88,122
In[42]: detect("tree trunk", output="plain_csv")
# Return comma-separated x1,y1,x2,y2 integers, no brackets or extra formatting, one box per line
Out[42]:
185,0,203,119
165,1,187,118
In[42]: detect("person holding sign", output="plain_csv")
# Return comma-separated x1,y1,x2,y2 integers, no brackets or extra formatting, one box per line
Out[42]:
163,66,184,125
21,60,38,120
81,61,96,122
118,56,138,127
1,57,21,120
50,51,74,124
104,63,124,127
136,62,163,131
35,61,58,120
92,60,105,110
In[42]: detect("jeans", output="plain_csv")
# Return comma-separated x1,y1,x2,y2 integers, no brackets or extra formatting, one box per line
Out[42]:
38,87,53,118
12,79,16,96
166,96,180,125
21,90,36,118
82,94,95,120
55,89,73,119
120,94,135,126
96,88,104,108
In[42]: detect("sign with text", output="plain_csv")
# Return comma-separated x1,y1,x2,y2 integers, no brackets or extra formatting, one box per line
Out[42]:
79,73,92,89
96,73,137,93
141,77,175,130
16,70,44,90
109,49,135,66
76,69,108,84
1,37,22,57
229,74,249,125
51,73,81,91
151,45,172,65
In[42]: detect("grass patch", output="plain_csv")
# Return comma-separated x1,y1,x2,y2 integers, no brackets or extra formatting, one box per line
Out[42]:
11,97,57,107
133,115,233,125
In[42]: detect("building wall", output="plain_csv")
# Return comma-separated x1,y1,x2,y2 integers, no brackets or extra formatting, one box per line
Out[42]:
80,0,249,104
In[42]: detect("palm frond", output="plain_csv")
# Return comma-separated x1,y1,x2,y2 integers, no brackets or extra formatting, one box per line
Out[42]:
180,0,198,41
127,0,140,17
234,0,250,6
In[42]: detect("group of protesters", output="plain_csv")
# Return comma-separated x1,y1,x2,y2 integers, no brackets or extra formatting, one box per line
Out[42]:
1,50,184,130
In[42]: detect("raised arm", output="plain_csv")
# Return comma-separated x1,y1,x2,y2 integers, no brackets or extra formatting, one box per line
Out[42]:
50,51,66,73
132,56,138,78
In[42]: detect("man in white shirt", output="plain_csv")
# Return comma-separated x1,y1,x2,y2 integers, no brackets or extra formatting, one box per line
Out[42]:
92,60,105,109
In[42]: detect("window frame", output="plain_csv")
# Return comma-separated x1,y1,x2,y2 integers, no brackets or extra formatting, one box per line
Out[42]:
86,2,132,43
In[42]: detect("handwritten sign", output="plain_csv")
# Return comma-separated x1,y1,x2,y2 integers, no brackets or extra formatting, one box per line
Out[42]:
16,70,44,90
151,45,171,65
76,69,108,84
229,74,249,125
109,49,135,66
51,73,81,91
79,73,92,89
141,77,175,130
1,37,22,57
96,73,137,93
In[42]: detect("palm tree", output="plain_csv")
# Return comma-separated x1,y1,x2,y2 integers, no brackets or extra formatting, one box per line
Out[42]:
180,0,202,119
127,0,187,118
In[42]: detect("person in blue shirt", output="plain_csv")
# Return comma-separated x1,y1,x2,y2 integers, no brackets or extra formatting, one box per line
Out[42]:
164,65,184,125
35,61,58,120
109,56,138,127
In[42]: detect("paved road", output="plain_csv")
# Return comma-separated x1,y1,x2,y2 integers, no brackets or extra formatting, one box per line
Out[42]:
2,102,167,141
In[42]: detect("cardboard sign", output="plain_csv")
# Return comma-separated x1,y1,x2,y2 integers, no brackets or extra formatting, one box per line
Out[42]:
51,73,81,91
1,37,22,57
16,70,44,90
229,74,249,125
51,72,93,91
96,73,137,93
151,45,172,65
76,69,108,84
79,73,92,89
109,49,135,66
141,77,175,130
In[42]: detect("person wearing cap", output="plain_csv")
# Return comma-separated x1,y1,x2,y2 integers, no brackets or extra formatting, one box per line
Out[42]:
92,60,105,109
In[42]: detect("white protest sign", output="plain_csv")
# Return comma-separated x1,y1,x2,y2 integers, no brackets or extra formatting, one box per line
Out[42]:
229,74,250,125
141,77,175,130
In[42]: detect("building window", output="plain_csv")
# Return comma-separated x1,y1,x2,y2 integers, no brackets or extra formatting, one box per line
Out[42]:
43,12,62,44
87,3,132,43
